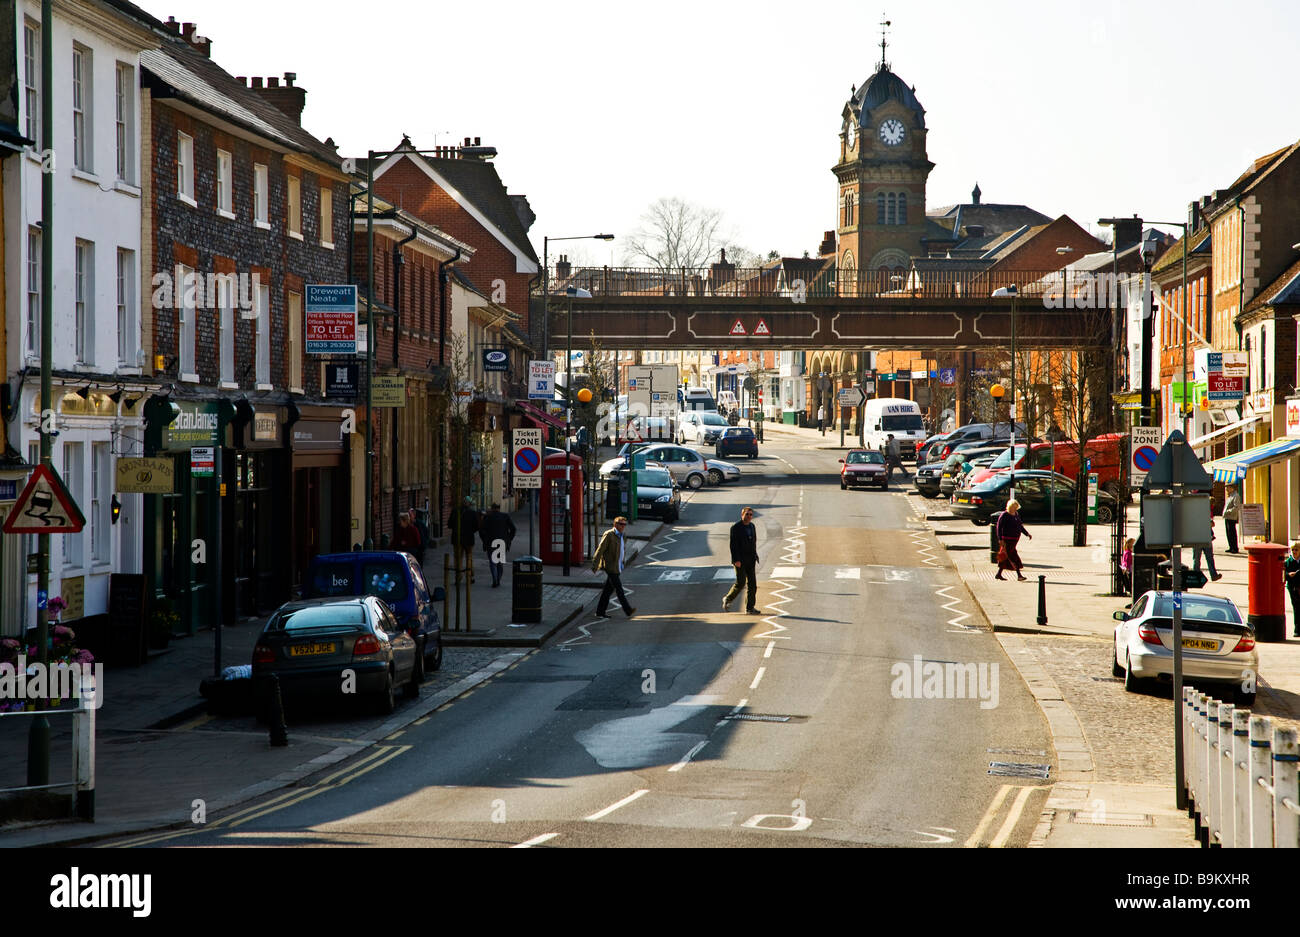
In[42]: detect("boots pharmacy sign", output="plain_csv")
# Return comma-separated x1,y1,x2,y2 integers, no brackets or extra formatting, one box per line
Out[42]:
305,285,358,355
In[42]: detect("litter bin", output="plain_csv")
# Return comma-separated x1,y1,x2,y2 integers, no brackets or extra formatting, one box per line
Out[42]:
605,478,624,520
1247,543,1288,642
512,556,543,624
989,511,1003,563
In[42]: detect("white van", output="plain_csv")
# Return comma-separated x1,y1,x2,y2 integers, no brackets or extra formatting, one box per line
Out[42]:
683,386,717,412
862,397,926,460
716,390,739,412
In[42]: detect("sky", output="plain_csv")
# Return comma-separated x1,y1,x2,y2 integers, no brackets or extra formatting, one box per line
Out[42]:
160,0,1299,266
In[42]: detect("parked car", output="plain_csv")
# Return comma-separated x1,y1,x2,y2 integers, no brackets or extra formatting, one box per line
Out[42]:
839,449,888,489
939,444,1008,497
939,422,1029,459
965,435,1127,499
609,465,681,521
252,596,420,717
950,470,1117,525
914,460,945,497
617,415,675,445
716,426,759,459
677,410,729,445
1112,591,1257,705
917,433,952,466
305,551,444,671
599,442,708,489
706,458,741,485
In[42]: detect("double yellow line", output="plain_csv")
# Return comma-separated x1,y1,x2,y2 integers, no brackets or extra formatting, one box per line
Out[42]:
109,744,412,848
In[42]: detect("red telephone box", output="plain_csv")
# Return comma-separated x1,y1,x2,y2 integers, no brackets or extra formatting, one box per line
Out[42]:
541,451,584,566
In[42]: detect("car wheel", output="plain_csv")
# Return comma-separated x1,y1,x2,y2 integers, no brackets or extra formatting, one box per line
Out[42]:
374,668,396,715
686,473,705,490
1096,504,1115,524
404,652,424,700
708,468,723,486
426,637,444,672
1102,481,1128,503
1122,652,1143,694
1112,643,1124,677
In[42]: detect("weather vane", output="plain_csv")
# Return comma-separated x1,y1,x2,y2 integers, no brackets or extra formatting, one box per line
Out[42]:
880,14,891,70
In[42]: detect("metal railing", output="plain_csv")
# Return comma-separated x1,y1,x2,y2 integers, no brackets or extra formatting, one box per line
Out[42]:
542,266,1069,301
1183,687,1299,847
0,674,97,821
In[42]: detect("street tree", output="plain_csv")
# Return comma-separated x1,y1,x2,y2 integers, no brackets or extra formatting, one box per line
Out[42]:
625,197,758,272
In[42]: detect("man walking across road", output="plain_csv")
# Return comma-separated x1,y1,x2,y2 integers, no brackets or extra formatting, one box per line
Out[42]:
1223,485,1241,554
479,502,516,588
593,516,636,619
885,434,909,480
722,506,760,614
817,405,826,435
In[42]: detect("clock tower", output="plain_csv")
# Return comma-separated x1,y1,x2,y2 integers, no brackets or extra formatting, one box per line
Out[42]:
834,33,933,284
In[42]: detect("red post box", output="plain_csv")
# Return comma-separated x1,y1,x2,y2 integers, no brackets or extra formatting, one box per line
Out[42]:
1246,542,1288,642
540,451,583,566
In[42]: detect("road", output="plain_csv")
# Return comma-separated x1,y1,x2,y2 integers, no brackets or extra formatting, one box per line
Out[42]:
111,439,1053,848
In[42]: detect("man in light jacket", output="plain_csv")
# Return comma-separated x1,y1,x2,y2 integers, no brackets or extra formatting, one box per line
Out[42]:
1223,485,1241,554
592,517,636,619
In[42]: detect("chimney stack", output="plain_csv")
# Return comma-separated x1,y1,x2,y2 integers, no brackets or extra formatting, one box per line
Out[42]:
181,21,195,40
711,248,736,288
163,16,181,35
249,72,307,124
556,255,571,280
818,230,836,257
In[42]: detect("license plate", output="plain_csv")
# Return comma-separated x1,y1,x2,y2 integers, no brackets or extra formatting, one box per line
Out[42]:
289,642,337,657
957,495,970,503
1181,638,1220,651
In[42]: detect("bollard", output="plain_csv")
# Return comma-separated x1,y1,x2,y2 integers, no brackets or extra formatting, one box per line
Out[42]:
1182,688,1195,816
73,671,96,821
1232,708,1250,848
1036,575,1047,626
1218,702,1234,848
465,554,473,632
1249,714,1273,847
267,673,288,747
1274,726,1299,848
1204,698,1218,847
443,553,450,632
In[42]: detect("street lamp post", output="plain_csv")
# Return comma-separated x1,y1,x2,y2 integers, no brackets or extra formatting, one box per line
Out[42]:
1139,232,1160,429
1147,222,1193,437
992,285,1018,497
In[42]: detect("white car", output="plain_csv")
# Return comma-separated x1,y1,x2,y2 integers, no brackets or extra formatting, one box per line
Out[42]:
1112,591,1258,705
677,411,729,445
603,443,739,487
599,442,709,489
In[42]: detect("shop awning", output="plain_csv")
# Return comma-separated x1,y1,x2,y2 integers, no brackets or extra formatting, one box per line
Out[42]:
1187,414,1261,451
1204,437,1300,483
515,399,565,430
1112,391,1143,411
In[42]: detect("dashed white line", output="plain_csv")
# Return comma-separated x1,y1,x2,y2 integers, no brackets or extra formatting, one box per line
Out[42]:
764,641,775,658
749,667,766,689
512,832,559,848
585,789,650,821
668,740,709,773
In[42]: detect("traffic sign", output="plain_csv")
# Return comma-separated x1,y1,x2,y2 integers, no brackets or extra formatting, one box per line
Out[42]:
836,386,865,408
1140,428,1213,491
939,367,956,386
1129,426,1162,487
512,428,542,489
3,464,85,534
729,319,747,336
753,319,770,336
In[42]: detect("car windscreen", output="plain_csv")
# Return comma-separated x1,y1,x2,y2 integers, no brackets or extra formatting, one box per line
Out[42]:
988,445,1028,469
701,414,728,426
1150,596,1242,623
882,414,923,431
269,604,365,632
636,470,674,488
846,451,884,464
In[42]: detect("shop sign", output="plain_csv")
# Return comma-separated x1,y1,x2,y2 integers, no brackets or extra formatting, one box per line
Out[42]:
372,374,406,408
190,446,215,477
326,361,360,398
1286,397,1300,437
1246,388,1273,417
482,347,509,373
115,457,175,494
253,412,280,442
164,402,221,449
1240,503,1266,537
291,415,345,452
60,575,84,621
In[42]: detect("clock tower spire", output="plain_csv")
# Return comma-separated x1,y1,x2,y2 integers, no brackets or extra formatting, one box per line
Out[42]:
879,15,890,71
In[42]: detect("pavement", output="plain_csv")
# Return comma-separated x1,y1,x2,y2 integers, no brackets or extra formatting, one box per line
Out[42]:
0,495,668,846
923,492,1300,847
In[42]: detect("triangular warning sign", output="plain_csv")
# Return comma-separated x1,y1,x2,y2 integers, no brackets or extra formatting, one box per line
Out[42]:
625,419,643,442
754,319,770,336
3,464,86,534
730,319,747,336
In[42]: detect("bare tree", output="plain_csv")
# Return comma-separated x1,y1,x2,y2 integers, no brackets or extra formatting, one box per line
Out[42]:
624,197,728,271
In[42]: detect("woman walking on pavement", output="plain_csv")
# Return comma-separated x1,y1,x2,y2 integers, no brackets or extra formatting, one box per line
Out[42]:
995,499,1032,581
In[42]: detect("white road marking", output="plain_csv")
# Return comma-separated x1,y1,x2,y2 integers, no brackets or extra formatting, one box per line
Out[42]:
965,784,1014,848
834,567,861,579
749,667,766,689
672,695,722,706
885,569,914,581
584,789,650,821
771,566,804,579
741,813,813,832
764,641,775,658
915,827,957,844
990,785,1040,848
512,832,559,848
668,740,709,772
657,569,690,581
714,568,737,580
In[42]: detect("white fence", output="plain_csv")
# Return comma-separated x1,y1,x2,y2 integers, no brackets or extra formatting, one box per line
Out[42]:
0,674,97,820
1184,687,1299,847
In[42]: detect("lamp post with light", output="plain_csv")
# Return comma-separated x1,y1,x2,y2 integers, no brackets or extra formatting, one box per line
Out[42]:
992,285,1019,496
562,286,592,576
542,234,614,358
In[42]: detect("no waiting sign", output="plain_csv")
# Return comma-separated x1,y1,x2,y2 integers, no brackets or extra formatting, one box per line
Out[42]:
513,428,542,489
1130,426,1162,487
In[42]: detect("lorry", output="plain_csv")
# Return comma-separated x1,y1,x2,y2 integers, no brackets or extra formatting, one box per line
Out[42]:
862,397,926,460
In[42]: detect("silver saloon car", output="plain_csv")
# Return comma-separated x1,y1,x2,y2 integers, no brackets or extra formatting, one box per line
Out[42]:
1112,591,1258,705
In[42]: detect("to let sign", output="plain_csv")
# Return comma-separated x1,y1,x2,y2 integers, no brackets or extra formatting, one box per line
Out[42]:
305,284,358,355
1207,373,1244,402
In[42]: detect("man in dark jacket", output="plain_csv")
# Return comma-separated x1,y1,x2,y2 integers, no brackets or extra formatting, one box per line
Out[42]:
722,506,760,613
449,497,479,585
479,502,517,588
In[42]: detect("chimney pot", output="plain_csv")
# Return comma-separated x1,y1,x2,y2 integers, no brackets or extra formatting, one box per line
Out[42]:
251,76,263,89
236,76,246,85
268,76,279,88
463,137,471,147
284,71,296,87
181,21,196,39
474,137,481,146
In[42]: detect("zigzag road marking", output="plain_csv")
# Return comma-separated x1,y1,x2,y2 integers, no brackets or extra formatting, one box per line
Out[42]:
906,505,983,634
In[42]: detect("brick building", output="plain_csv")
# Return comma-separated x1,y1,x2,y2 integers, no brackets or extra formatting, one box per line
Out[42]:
139,21,351,630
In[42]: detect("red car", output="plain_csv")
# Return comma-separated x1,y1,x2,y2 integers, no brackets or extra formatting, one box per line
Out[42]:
840,449,888,489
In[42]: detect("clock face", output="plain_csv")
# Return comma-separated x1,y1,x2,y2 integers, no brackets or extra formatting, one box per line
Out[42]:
846,121,857,148
879,118,905,146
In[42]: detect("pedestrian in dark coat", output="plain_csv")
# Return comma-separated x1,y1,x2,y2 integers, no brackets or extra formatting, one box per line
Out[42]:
722,506,760,613
1285,543,1300,637
995,500,1032,581
479,502,517,588
449,497,479,585
391,511,422,557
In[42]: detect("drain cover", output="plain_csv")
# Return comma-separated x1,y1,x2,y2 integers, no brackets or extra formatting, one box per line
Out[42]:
988,762,1051,779
724,713,805,723
1068,810,1153,827
986,748,1047,757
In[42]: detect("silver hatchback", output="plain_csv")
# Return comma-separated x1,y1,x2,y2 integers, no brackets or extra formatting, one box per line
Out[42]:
629,443,709,490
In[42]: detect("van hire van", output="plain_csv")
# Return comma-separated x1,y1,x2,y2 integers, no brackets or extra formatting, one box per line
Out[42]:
862,397,925,459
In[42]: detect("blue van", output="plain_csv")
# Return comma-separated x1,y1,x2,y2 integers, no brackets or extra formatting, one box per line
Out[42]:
305,551,444,671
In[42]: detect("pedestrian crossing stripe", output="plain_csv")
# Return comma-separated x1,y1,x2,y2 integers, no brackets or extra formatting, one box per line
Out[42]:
714,568,737,580
834,568,861,579
771,567,804,579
